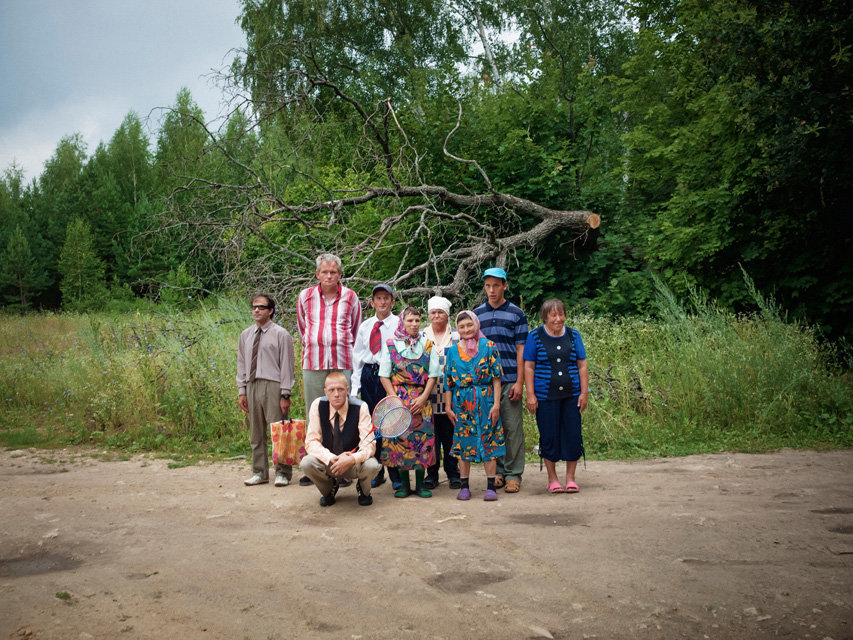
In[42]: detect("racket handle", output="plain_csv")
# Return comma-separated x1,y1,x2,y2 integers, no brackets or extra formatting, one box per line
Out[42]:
351,429,381,454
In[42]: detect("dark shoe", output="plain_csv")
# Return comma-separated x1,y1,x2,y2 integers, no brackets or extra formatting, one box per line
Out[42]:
356,481,373,506
391,481,403,492
319,480,339,507
449,478,462,490
299,476,313,486
338,478,352,487
423,477,437,490
371,473,386,488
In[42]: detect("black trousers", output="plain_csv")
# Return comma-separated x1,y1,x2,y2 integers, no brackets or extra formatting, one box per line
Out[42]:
427,412,460,482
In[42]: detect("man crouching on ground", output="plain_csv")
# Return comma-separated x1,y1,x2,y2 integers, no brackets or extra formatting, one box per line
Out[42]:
300,372,381,507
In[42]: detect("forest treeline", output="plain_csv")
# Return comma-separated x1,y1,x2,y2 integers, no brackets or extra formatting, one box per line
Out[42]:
1,0,850,339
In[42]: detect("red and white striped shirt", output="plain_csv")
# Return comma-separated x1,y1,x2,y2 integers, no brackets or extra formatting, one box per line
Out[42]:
296,283,362,370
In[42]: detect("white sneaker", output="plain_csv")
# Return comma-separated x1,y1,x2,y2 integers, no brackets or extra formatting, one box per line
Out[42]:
274,474,290,487
244,474,268,486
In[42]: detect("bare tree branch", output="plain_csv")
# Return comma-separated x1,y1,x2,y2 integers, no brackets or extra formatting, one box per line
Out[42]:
150,41,601,308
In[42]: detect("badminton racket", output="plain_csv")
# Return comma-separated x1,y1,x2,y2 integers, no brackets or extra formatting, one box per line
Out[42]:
351,395,412,452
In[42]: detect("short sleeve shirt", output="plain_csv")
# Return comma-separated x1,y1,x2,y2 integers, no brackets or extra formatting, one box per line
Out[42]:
523,325,586,399
474,300,528,383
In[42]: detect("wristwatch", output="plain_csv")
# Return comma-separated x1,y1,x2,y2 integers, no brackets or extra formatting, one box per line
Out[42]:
281,392,291,400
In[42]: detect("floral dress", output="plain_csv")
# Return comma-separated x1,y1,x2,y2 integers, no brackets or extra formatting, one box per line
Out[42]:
445,338,505,462
380,337,436,470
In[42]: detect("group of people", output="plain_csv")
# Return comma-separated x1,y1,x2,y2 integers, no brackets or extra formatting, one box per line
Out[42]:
235,253,589,507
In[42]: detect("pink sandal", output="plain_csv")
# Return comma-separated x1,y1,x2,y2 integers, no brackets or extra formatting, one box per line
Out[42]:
547,481,563,494
565,481,579,493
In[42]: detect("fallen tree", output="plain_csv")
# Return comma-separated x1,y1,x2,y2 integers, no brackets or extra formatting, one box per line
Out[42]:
152,38,600,305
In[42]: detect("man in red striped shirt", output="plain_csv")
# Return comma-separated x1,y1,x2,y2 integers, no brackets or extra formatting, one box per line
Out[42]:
296,254,362,486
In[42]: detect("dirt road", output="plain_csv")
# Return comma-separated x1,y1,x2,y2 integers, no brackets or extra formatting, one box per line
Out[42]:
1,448,851,639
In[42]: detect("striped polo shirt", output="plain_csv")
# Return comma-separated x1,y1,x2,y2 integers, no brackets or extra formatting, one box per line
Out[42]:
474,300,529,383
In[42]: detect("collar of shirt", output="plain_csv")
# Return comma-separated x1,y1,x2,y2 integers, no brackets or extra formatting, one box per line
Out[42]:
423,325,456,349
256,320,273,333
317,282,342,303
328,400,350,425
486,299,512,312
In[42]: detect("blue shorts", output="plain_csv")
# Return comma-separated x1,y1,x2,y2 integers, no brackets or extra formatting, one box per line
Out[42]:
535,397,583,462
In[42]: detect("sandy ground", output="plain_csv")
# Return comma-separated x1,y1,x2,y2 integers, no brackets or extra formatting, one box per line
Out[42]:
1,447,851,640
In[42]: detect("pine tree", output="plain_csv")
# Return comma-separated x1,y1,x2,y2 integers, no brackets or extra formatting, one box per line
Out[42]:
0,225,41,312
58,218,107,311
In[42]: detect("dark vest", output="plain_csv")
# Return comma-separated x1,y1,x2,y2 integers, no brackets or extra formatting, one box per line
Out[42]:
319,397,363,455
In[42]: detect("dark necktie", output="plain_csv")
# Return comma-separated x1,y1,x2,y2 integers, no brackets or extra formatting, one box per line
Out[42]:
369,320,383,355
248,327,261,382
332,412,343,454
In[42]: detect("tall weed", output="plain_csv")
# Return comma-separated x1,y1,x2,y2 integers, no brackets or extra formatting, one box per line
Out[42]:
1,283,849,459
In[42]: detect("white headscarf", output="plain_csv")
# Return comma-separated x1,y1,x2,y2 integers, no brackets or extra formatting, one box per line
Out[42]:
427,296,451,316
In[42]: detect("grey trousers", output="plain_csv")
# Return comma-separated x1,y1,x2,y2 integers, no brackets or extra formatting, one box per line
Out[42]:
247,379,291,479
299,454,381,497
301,369,352,412
495,383,526,481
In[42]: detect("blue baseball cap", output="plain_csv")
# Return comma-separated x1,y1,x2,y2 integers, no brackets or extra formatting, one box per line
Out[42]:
372,283,395,298
483,267,507,281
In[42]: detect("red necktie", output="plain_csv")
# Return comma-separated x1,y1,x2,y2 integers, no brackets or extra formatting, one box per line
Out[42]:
369,320,383,355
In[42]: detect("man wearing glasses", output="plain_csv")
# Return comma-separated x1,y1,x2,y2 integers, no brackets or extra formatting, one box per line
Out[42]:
237,293,296,487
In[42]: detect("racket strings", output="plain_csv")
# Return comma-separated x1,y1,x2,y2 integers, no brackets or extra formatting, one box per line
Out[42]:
371,395,412,439
376,406,411,437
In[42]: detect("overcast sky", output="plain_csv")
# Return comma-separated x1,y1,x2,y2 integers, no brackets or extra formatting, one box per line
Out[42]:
0,0,246,182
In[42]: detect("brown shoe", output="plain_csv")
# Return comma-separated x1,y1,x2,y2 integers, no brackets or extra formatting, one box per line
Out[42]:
494,475,505,489
504,477,521,493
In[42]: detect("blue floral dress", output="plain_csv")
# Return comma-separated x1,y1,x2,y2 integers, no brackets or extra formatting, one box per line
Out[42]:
445,338,505,462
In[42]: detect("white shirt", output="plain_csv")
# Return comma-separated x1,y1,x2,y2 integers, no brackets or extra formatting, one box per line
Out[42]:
351,313,399,395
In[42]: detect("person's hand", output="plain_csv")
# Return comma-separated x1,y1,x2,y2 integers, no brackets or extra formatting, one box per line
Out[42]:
329,453,355,477
279,397,291,418
410,395,427,416
509,381,524,402
447,409,457,427
577,392,588,414
489,403,500,427
238,395,249,413
526,393,538,414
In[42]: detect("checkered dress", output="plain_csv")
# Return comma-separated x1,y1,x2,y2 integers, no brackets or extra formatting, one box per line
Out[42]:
423,329,458,414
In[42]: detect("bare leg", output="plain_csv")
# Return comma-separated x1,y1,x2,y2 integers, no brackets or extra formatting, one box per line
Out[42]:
565,460,578,485
459,460,471,478
484,459,497,477
544,459,559,484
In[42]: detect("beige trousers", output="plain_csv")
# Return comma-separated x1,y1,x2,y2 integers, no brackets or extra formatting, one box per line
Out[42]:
299,455,381,497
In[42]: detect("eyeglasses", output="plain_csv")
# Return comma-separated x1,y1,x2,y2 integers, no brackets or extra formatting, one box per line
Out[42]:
251,304,270,310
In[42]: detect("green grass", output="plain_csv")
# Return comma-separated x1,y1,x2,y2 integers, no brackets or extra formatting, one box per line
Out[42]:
0,287,850,462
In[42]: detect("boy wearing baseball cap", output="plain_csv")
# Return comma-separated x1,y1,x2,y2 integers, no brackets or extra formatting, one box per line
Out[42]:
474,268,529,493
